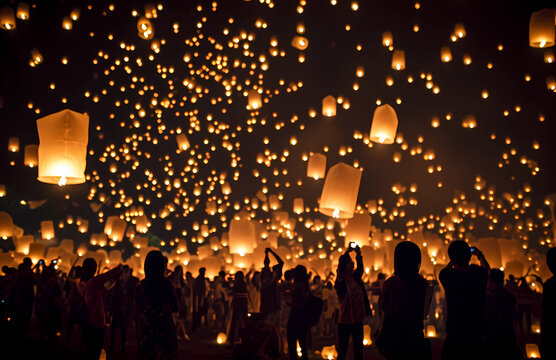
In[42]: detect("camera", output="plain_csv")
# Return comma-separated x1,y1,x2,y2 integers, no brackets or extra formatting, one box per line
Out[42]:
349,242,357,249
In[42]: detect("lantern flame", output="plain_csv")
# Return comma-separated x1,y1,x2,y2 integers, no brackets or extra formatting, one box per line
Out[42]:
332,209,340,218
58,176,67,186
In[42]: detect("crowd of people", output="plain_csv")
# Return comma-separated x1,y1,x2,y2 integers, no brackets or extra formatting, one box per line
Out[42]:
0,241,554,360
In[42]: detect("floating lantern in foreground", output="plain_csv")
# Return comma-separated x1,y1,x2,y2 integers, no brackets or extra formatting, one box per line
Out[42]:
0,212,14,239
229,218,256,256
370,104,398,144
529,9,555,48
307,153,327,179
321,345,338,359
322,95,336,117
8,137,19,152
0,7,16,30
16,3,29,20
37,109,89,185
319,162,362,219
525,343,540,358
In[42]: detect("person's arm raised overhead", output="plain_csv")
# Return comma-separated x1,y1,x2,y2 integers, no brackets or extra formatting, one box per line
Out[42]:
354,245,364,279
471,247,490,271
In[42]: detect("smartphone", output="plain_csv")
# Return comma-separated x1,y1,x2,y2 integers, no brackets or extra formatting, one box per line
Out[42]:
349,242,357,249
470,247,476,253
52,259,58,264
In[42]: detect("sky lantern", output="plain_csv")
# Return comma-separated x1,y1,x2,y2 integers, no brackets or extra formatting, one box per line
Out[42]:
0,7,16,30
525,343,540,358
62,17,73,30
293,198,304,214
24,144,38,167
229,218,256,256
363,324,372,345
345,213,372,247
28,243,45,263
321,345,338,359
216,333,227,345
370,104,398,144
307,153,327,180
16,3,29,20
322,95,336,117
15,235,33,255
382,31,393,46
441,46,452,62
391,50,405,70
40,220,55,240
137,17,154,40
176,133,190,151
37,109,89,186
8,137,19,152
319,162,362,219
248,89,262,109
454,23,466,38
425,324,437,337
529,9,555,48
546,76,556,91
0,212,14,239
291,35,309,50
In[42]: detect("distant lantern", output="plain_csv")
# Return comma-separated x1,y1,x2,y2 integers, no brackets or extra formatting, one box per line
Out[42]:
15,235,33,255
78,219,89,233
30,48,43,64
370,104,398,144
0,184,5,197
525,343,540,358
248,89,262,109
545,50,555,63
135,215,149,233
391,50,405,70
322,95,336,117
307,153,327,179
216,333,227,345
176,133,190,150
425,325,437,338
41,220,55,240
321,345,338,360
24,144,38,167
229,218,256,256
37,109,89,185
547,76,556,91
16,3,29,20
0,212,14,239
319,162,362,219
0,7,16,30
293,198,304,214
454,23,466,38
529,9,555,48
345,213,372,247
8,137,19,152
105,216,126,241
70,8,80,21
382,31,393,46
62,17,73,30
363,324,372,345
441,46,452,62
291,36,309,50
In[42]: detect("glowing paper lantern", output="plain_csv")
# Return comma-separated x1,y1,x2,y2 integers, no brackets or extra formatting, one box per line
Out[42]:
322,95,336,117
307,153,327,179
0,7,16,30
15,235,33,255
0,212,14,239
529,9,555,48
137,17,154,40
8,137,19,152
135,215,149,233
363,324,372,345
425,324,437,337
382,31,393,46
62,17,72,30
216,333,227,344
293,198,304,214
30,48,43,64
248,89,262,109
41,220,55,240
441,46,452,62
454,23,466,38
0,184,5,197
546,76,556,91
24,144,38,167
291,35,309,50
105,216,127,241
37,109,89,185
319,162,362,219
28,243,46,263
345,214,372,247
229,218,256,255
16,3,29,20
525,343,540,358
370,104,398,144
321,345,338,359
391,50,405,70
176,133,190,151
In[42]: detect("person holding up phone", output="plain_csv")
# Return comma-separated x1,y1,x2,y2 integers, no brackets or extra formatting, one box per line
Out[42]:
439,241,490,360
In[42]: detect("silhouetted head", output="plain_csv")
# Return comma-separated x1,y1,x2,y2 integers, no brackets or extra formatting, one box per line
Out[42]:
547,247,556,275
186,271,193,280
508,274,515,281
22,257,32,269
199,267,206,277
313,275,321,285
394,241,421,279
174,265,184,278
81,258,98,282
489,268,504,286
284,269,293,282
235,271,245,283
338,254,354,278
144,250,165,280
293,265,308,286
219,270,226,278
448,240,471,266
377,273,386,281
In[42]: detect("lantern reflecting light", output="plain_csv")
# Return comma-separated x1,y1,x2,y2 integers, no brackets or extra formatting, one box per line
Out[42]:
370,104,398,144
319,162,362,219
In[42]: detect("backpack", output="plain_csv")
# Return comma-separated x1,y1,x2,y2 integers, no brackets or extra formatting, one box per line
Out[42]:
302,293,323,327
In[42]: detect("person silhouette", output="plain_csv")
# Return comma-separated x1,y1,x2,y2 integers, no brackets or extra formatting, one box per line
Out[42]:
335,244,371,360
136,250,178,360
228,271,248,347
484,269,522,360
287,265,311,360
377,241,431,360
192,267,207,331
541,247,556,359
439,241,490,360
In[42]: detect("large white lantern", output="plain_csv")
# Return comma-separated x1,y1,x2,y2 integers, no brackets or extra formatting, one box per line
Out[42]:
529,9,555,48
229,219,256,256
370,104,398,144
319,162,362,219
37,109,89,185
